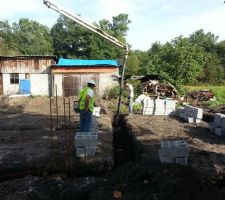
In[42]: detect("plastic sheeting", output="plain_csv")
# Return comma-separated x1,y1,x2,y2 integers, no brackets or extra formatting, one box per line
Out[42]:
57,58,119,67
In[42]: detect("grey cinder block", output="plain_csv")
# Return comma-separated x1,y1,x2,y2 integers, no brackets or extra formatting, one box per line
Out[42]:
86,147,96,156
175,157,188,166
76,147,85,157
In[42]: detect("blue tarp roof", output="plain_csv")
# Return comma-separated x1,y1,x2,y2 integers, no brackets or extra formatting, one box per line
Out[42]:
56,58,120,67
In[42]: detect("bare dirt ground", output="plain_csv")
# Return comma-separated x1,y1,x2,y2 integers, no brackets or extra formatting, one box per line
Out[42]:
0,96,113,176
126,114,225,178
0,96,225,199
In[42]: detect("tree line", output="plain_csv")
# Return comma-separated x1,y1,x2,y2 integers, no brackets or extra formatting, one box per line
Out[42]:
0,14,225,85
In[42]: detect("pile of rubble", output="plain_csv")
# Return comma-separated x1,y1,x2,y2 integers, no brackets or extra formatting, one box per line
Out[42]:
186,89,214,101
141,81,178,99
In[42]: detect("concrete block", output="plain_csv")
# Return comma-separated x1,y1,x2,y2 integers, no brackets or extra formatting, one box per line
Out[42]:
187,117,194,123
86,147,96,156
175,107,184,117
175,157,188,166
175,140,187,148
154,110,165,115
180,113,185,119
76,147,85,157
165,100,176,109
75,132,98,147
155,99,166,107
222,117,225,130
160,140,189,157
184,105,203,119
215,128,225,137
174,147,189,157
160,141,176,157
208,122,215,133
159,155,174,164
164,109,175,116
143,108,154,115
214,113,224,127
195,118,202,124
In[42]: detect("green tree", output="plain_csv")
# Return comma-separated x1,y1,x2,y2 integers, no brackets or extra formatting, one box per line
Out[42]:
12,18,53,55
51,14,131,60
189,29,218,53
143,37,207,85
0,20,19,55
216,40,225,68
199,53,224,84
126,50,140,75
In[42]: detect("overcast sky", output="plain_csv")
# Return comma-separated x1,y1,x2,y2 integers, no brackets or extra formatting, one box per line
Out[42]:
1,0,225,51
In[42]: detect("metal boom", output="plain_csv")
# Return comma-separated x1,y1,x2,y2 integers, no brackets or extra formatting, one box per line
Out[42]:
43,0,129,116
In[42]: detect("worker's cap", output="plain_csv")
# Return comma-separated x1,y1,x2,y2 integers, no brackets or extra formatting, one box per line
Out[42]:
87,80,96,86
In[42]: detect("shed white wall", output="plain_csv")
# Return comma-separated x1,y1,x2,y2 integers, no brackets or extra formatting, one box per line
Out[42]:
3,73,25,95
30,74,50,96
53,74,63,96
99,73,119,96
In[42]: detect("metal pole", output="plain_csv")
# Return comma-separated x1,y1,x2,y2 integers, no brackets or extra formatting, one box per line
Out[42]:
68,98,72,177
49,97,53,146
117,45,129,116
63,97,67,146
55,84,59,129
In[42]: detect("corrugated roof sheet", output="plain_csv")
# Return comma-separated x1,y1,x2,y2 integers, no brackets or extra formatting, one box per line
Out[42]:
56,58,119,66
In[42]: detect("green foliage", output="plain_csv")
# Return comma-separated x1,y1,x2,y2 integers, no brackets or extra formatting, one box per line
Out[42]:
144,37,206,85
0,20,19,55
12,18,53,55
133,104,142,112
198,53,224,84
51,13,131,59
216,40,225,69
103,85,120,99
189,29,218,53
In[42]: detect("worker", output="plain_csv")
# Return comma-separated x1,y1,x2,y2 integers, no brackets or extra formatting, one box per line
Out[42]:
79,80,96,132
124,81,134,116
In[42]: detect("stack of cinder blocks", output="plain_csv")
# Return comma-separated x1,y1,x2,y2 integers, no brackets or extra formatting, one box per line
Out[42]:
75,132,98,157
176,105,203,123
159,140,189,166
143,98,154,115
143,99,176,115
208,113,225,136
91,117,99,132
164,100,176,116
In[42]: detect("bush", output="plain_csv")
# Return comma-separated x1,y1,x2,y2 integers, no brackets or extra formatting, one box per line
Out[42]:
103,85,120,99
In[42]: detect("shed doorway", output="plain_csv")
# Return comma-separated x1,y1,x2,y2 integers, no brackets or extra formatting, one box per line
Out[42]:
63,74,98,97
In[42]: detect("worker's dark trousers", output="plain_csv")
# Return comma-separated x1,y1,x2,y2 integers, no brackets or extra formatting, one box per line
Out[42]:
80,110,93,132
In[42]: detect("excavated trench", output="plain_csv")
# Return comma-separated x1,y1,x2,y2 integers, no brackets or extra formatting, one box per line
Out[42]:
113,115,143,168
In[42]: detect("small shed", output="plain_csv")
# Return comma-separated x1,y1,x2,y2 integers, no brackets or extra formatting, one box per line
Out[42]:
51,58,120,97
0,55,57,95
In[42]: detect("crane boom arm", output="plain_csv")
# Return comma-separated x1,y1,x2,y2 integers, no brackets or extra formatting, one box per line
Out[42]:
43,0,128,52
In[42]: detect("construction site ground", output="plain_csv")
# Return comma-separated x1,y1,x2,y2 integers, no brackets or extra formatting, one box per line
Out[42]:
0,96,225,200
